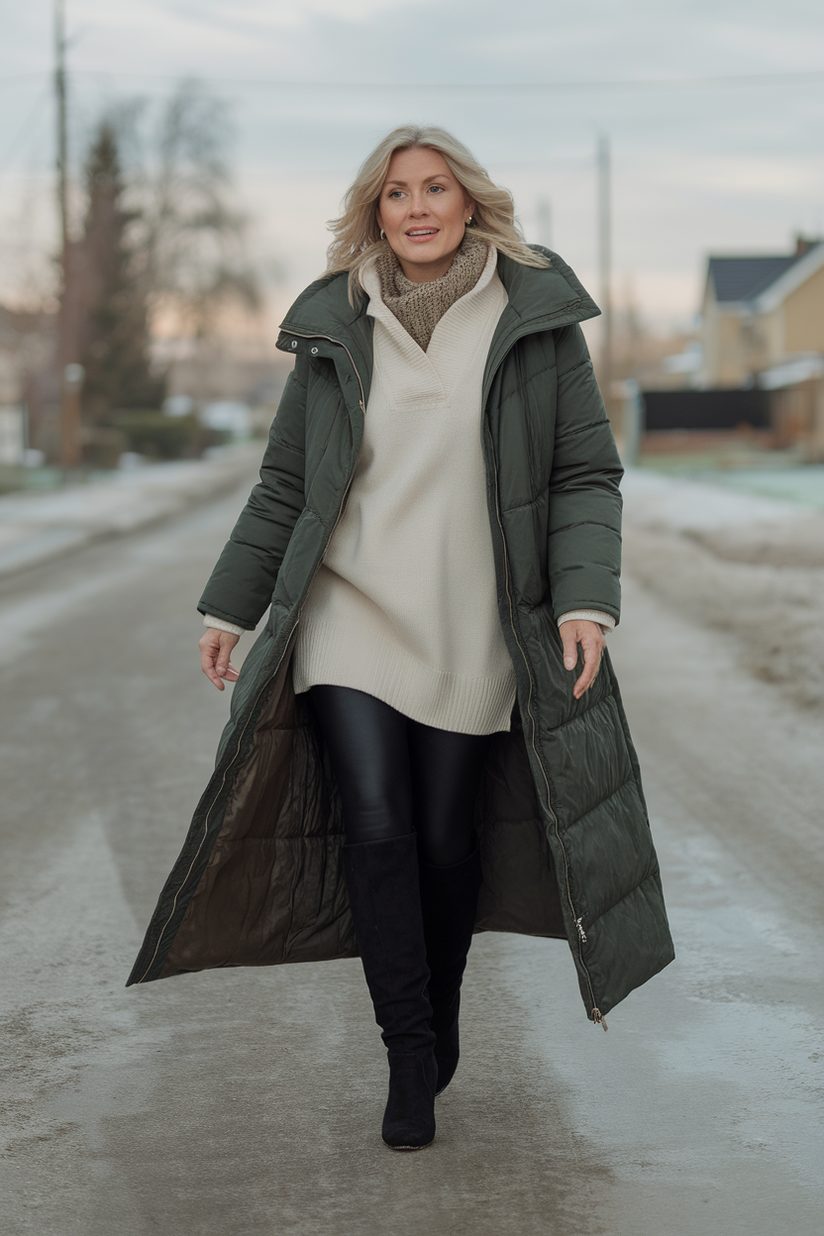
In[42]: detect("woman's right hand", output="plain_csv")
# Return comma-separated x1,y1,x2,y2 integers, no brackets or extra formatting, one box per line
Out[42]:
199,629,240,690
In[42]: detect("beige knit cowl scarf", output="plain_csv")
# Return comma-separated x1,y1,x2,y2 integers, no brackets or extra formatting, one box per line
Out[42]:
373,232,490,352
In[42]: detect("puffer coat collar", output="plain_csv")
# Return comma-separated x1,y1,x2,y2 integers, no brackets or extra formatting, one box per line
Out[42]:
275,246,600,408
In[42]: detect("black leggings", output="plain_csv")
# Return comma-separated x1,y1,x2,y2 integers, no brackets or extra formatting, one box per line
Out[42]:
309,686,489,867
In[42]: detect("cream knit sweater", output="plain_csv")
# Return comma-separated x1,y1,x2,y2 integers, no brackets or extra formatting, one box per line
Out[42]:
205,243,614,730
291,244,516,734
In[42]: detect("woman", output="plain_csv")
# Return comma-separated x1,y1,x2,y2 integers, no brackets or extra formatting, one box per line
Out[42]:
128,126,674,1152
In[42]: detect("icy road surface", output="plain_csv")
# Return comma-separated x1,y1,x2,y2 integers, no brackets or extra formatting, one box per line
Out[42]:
1,474,822,1235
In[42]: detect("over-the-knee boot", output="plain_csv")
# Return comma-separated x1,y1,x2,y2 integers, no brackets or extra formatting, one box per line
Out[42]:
418,844,482,1096
342,832,437,1150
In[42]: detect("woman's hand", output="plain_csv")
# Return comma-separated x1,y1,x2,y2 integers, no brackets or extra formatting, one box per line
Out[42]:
559,619,606,700
199,629,240,691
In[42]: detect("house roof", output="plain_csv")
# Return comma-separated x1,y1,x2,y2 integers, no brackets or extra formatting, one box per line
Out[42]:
707,254,803,303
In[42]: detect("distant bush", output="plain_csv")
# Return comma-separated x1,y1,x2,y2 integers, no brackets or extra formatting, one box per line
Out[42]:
113,411,227,460
82,427,128,469
0,464,26,495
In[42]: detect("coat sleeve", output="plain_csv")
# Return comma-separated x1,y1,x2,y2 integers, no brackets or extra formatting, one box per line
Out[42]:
197,361,308,628
547,324,623,625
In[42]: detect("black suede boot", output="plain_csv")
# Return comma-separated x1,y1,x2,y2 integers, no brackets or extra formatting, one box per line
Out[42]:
342,833,437,1150
418,844,482,1096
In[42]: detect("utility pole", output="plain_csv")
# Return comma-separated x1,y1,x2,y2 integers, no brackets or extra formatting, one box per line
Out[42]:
55,0,82,468
536,196,552,251
597,134,613,418
55,0,68,263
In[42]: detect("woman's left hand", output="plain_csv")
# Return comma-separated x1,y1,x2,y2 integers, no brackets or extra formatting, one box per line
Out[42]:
559,619,606,700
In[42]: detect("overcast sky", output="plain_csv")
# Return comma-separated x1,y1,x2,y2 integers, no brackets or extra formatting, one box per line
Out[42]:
2,0,823,332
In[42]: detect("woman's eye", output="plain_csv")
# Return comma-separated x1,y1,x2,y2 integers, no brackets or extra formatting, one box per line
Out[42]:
388,190,404,199
428,185,445,194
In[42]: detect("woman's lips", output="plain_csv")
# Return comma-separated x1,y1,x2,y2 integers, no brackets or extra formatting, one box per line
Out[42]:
405,228,439,242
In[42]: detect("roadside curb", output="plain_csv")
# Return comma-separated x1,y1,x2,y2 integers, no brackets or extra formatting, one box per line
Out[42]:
0,443,261,583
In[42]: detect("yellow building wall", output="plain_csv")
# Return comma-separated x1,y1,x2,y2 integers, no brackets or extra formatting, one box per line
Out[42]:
701,293,752,386
760,305,785,367
706,312,760,386
718,314,747,385
700,292,722,383
782,264,824,354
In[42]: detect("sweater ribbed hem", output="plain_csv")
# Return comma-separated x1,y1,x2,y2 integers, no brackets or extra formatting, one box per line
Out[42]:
293,618,516,736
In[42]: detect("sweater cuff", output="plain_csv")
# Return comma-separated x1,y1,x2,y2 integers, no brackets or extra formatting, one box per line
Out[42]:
557,610,615,634
203,614,245,638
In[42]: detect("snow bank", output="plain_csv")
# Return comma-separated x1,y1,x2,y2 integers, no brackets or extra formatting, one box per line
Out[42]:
0,445,262,580
621,468,824,710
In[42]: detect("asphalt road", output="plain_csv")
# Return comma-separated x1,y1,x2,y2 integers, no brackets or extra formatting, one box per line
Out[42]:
1,476,822,1236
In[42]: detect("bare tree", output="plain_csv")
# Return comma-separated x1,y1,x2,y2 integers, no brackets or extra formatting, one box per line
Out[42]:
129,80,260,337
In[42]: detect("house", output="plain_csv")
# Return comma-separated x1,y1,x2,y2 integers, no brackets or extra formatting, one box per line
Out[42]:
700,237,824,388
632,238,824,460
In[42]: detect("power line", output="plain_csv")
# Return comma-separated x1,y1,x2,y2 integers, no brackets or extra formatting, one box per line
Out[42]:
73,68,824,92
2,67,824,93
597,135,612,395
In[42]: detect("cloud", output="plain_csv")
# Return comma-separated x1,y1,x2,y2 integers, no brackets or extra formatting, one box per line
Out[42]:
2,0,824,319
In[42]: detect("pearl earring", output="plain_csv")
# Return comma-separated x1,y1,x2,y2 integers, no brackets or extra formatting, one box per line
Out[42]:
380,229,386,240
466,215,473,226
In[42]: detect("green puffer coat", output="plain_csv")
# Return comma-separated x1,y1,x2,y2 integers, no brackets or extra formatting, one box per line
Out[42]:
128,247,674,1023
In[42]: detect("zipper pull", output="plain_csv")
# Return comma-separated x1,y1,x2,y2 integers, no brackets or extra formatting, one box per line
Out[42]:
592,1007,608,1032
575,916,587,944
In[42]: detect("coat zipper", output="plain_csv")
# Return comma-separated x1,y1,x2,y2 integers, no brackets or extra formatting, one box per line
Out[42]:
489,445,606,1031
134,334,365,985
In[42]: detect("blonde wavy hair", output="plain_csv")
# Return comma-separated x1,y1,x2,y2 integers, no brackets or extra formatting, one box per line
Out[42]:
325,125,550,303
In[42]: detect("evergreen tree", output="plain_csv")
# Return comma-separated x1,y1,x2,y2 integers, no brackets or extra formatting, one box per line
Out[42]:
74,122,164,427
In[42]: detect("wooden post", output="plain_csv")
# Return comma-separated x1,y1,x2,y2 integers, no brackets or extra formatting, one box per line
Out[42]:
55,0,80,469
537,196,552,250
597,134,613,405
55,0,68,261
60,364,84,469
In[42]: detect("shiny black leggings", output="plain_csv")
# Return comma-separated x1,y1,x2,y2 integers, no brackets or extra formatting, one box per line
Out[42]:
309,686,489,867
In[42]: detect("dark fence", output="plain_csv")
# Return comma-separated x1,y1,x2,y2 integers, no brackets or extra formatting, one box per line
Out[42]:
641,388,771,432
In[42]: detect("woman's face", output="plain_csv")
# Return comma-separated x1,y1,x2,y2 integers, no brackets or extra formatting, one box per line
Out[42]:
376,147,475,283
